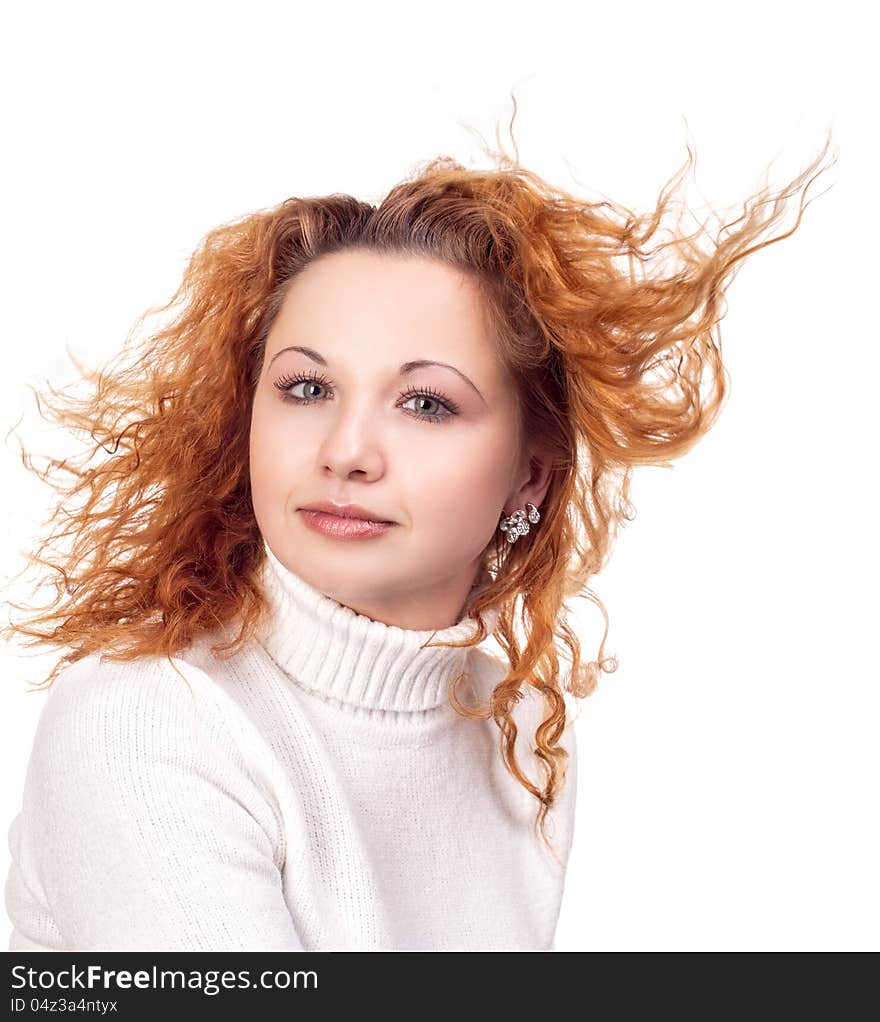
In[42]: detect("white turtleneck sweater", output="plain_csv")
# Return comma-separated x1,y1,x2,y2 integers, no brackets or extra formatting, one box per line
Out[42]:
5,540,578,951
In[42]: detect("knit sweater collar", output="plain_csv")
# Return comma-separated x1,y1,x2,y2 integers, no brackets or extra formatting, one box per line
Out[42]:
255,538,500,714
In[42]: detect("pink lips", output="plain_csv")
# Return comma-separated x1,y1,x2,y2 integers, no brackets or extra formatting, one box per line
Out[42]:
298,509,397,540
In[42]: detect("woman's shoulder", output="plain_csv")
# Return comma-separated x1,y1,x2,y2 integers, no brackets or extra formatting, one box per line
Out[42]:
9,649,298,950
28,645,254,783
468,647,578,733
19,643,286,849
39,647,209,723
468,644,579,788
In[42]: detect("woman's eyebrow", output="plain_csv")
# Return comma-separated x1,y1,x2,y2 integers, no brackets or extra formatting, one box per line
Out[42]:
268,344,486,404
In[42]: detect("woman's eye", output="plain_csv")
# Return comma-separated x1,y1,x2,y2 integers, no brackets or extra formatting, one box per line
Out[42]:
399,392,455,421
288,378,325,401
272,372,460,425
273,372,331,403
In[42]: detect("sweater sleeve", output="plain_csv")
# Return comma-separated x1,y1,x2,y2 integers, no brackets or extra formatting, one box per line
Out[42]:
8,652,304,951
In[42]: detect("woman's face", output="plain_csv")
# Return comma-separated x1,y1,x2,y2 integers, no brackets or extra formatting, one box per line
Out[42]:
249,248,549,630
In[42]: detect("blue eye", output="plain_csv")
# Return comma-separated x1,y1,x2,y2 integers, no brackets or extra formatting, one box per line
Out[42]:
272,370,460,424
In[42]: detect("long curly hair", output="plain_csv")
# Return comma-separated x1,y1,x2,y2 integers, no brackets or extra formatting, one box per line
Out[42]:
1,122,837,859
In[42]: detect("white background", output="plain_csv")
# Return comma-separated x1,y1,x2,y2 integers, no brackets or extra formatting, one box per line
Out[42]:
1,0,876,951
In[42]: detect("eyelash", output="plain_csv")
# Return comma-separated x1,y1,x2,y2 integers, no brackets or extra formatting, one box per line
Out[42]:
272,370,461,424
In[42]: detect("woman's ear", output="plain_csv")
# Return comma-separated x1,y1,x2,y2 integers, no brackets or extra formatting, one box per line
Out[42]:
504,448,554,516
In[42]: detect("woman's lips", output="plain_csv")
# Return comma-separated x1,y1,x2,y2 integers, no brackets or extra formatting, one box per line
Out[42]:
298,509,397,540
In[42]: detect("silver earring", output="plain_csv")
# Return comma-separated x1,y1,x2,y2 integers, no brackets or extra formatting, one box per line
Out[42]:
498,502,540,544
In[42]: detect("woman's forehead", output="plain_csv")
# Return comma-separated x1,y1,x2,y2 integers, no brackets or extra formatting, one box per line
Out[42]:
265,250,508,388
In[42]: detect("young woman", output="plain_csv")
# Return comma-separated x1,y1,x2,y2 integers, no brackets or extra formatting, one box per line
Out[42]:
2,132,835,950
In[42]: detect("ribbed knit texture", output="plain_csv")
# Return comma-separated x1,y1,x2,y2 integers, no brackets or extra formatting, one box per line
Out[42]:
5,538,578,951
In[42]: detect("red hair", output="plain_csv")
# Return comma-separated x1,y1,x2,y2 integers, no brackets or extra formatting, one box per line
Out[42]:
2,123,838,857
